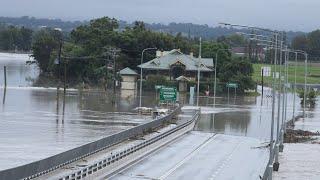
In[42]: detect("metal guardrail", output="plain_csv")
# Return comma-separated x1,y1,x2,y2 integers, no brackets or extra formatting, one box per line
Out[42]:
262,114,302,180
58,109,200,180
0,106,181,180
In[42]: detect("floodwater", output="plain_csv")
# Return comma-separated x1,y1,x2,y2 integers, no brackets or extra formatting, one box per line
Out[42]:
0,52,312,171
193,86,305,141
0,53,156,170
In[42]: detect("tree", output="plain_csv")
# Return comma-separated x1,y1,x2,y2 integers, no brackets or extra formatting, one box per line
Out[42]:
219,57,255,93
31,29,59,73
307,30,320,57
201,41,231,74
20,27,33,51
0,25,33,51
292,35,308,52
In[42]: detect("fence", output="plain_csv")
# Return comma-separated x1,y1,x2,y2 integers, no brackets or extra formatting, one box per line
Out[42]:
0,106,181,180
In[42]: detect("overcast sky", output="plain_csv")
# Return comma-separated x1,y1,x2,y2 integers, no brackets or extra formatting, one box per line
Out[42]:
0,0,319,32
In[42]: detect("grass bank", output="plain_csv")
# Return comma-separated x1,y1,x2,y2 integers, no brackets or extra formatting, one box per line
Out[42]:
252,63,320,85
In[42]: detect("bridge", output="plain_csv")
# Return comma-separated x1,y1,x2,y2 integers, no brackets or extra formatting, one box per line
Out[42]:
0,106,271,180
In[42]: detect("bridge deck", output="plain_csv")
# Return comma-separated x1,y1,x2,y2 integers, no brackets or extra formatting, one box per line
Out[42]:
110,131,269,180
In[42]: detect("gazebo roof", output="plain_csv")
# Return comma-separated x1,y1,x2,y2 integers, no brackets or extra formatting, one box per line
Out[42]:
176,76,191,82
119,67,138,76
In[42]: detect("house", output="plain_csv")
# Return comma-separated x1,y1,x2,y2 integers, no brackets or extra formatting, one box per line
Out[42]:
138,49,213,81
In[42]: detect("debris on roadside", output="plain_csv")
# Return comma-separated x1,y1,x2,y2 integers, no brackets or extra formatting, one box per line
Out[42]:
284,129,320,143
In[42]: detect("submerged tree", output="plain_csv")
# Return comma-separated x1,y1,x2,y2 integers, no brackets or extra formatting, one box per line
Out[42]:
298,89,318,108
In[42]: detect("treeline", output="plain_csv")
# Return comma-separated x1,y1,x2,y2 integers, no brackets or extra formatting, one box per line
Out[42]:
0,16,304,42
31,17,255,92
292,30,320,60
0,16,85,32
0,24,33,51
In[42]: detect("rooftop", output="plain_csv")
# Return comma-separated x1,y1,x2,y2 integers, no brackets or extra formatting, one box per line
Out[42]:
119,67,138,76
138,49,213,72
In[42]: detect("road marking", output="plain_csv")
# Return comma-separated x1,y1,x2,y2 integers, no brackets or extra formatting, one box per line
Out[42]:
159,134,216,180
209,139,243,180
107,131,192,179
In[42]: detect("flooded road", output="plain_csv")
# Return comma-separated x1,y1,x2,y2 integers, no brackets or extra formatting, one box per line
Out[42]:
193,88,305,141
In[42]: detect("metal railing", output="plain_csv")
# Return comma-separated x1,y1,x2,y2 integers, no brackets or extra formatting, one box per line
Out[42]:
0,106,182,180
58,109,200,180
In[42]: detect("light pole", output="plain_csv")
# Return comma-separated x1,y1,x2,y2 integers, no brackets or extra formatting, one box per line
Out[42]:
233,28,281,179
293,52,297,120
139,48,157,108
197,37,202,106
294,50,308,118
213,49,230,107
304,53,308,117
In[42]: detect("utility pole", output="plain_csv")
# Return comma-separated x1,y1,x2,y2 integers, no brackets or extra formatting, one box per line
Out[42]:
55,31,63,120
55,28,63,98
106,47,121,104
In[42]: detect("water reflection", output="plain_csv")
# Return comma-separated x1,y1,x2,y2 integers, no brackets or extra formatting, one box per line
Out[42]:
196,110,250,136
195,90,302,141
0,88,156,170
0,53,38,87
2,87,6,104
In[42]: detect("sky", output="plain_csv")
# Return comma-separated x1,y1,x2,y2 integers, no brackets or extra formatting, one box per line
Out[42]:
0,0,319,32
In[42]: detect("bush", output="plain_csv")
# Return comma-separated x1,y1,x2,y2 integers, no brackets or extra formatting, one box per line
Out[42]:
298,89,318,107
142,75,177,90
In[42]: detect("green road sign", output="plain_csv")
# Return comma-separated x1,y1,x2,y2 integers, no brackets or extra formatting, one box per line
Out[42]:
226,83,238,88
160,87,177,102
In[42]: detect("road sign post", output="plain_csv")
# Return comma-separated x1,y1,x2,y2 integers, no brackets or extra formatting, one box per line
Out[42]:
226,83,238,105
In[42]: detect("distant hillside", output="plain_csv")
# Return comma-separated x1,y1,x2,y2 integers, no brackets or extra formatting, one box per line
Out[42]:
0,16,305,42
0,16,86,32
146,22,305,42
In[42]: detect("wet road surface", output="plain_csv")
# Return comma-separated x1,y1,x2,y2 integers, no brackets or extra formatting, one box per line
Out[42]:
111,131,269,180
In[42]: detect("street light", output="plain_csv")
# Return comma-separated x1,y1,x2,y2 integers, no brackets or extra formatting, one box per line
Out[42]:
213,48,231,107
236,32,271,40
220,22,278,33
295,50,308,118
232,28,281,179
293,52,298,119
197,37,202,106
139,48,157,108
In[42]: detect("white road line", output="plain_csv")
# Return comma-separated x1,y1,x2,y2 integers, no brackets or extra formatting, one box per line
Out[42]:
209,140,243,180
107,132,191,180
159,134,217,180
